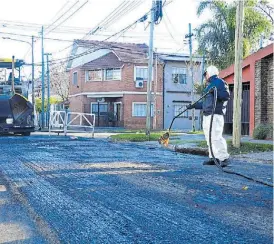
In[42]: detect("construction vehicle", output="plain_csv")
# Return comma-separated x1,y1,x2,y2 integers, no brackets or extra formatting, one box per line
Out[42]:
0,57,34,136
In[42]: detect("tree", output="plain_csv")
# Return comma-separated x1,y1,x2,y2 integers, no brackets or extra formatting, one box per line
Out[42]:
196,0,273,69
256,0,274,24
35,97,61,113
50,62,70,102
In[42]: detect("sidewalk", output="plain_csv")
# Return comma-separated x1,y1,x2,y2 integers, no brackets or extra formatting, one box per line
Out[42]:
169,133,273,163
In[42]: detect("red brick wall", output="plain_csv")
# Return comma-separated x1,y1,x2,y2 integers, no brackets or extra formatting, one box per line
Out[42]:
219,44,274,135
69,63,163,93
69,61,164,129
123,94,163,129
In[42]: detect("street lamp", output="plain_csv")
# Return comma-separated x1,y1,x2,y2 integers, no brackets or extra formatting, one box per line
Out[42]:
2,36,35,107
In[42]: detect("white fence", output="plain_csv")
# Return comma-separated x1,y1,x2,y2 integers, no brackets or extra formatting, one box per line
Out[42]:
49,111,95,137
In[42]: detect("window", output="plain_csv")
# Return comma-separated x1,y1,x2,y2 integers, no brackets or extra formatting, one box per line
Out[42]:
91,103,108,116
105,68,121,80
135,66,148,81
174,104,189,118
132,103,154,117
86,70,102,81
172,67,187,84
73,72,78,85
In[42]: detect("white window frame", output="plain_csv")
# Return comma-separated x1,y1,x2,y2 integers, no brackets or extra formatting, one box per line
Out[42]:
72,71,78,85
134,66,154,81
85,70,103,82
173,104,189,118
172,67,187,84
91,102,108,116
132,102,154,117
104,68,121,81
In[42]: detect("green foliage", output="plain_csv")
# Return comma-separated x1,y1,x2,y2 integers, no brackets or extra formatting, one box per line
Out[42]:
110,133,166,142
35,97,62,113
196,139,273,155
194,82,206,95
253,124,273,139
196,0,273,69
187,130,204,135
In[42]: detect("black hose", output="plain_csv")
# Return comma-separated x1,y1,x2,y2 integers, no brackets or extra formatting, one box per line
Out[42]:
209,87,273,188
168,91,212,132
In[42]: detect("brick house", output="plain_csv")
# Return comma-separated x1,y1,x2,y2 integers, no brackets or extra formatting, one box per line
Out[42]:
219,43,273,135
67,40,163,129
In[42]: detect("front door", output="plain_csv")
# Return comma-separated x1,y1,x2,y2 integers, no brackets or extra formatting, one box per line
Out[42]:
114,103,122,127
91,103,108,127
224,83,250,135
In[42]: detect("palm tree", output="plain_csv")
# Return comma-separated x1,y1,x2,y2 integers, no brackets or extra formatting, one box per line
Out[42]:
196,0,272,69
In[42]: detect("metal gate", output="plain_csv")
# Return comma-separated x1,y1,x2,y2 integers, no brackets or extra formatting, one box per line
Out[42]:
224,83,250,135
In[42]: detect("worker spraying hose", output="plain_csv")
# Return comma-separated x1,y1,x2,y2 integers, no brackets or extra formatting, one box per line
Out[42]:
159,64,230,168
159,66,273,187
186,66,230,167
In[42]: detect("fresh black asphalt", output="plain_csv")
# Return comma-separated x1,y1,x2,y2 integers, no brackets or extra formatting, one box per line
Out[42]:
0,135,272,243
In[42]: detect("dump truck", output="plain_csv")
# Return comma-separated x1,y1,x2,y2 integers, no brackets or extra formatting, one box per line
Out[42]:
0,58,34,136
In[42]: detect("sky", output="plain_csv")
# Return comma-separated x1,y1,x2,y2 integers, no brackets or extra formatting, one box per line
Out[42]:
0,0,211,79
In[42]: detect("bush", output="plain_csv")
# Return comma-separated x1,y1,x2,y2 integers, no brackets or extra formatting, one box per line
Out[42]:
253,124,273,140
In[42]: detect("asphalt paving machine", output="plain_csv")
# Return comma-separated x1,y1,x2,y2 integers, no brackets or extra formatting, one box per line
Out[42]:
0,57,34,135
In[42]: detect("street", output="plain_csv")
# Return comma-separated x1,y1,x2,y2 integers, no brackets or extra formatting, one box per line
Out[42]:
0,135,272,243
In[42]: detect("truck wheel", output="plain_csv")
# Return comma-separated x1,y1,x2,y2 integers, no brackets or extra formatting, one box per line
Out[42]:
22,132,31,136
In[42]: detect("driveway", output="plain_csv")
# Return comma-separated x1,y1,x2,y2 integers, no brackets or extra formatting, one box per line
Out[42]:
0,135,272,243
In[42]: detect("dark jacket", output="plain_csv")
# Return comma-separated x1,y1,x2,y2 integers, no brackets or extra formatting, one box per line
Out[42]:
194,75,230,116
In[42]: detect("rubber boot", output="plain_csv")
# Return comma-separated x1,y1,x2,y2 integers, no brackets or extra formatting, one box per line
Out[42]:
203,158,215,166
220,158,230,168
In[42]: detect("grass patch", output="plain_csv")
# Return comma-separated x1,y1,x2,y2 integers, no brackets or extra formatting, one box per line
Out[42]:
187,130,204,135
196,140,273,155
110,133,164,142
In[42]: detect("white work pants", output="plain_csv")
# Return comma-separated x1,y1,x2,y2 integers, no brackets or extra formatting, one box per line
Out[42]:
203,114,229,161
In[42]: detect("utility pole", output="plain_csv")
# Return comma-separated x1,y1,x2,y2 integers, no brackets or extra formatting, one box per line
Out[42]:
199,52,205,130
31,36,35,106
153,49,158,130
146,0,155,136
41,26,45,129
45,53,52,127
232,0,245,148
185,23,195,132
11,55,15,94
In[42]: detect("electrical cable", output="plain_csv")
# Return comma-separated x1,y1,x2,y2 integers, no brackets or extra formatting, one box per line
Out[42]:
45,0,89,36
47,0,72,24
45,0,80,34
25,0,173,67
83,0,129,38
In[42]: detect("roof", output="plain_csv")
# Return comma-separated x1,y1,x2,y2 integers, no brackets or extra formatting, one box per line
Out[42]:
82,52,124,70
158,53,204,62
73,40,149,64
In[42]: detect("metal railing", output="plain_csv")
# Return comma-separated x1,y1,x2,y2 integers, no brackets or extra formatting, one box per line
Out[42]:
49,111,95,137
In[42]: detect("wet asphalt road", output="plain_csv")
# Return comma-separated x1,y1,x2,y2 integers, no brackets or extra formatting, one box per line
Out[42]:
0,135,272,244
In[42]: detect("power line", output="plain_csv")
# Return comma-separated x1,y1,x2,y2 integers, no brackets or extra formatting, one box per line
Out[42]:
100,0,144,31
45,0,80,34
45,0,88,36
40,0,173,67
48,1,72,23
0,31,75,42
84,0,129,37
83,0,144,39
50,1,145,57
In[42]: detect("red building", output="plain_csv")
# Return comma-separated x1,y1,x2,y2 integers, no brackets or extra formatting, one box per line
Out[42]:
67,40,163,129
219,44,273,136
